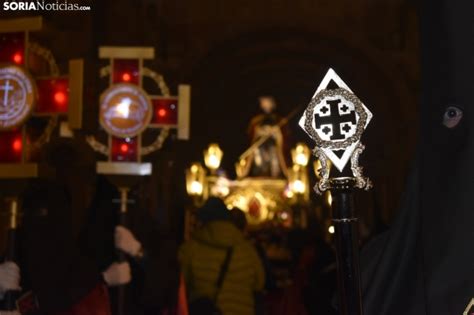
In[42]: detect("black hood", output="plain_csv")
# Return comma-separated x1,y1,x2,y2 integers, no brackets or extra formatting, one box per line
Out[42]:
361,0,474,314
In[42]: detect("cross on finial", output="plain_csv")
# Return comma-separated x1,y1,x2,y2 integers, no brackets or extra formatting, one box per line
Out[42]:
314,99,356,140
298,68,373,190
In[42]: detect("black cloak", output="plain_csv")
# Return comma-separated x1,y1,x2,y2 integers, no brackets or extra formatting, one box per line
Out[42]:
361,0,474,314
78,175,179,315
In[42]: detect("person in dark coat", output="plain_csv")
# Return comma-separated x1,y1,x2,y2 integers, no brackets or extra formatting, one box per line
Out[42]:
16,179,110,315
361,1,474,314
15,138,178,315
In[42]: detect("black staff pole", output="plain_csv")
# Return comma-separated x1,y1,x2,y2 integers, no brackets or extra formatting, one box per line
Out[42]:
116,187,129,315
330,178,363,315
4,198,20,311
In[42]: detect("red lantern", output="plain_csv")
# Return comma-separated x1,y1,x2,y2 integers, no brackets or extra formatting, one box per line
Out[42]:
151,98,178,125
112,59,139,85
111,136,138,162
36,77,69,114
0,130,23,163
0,32,25,66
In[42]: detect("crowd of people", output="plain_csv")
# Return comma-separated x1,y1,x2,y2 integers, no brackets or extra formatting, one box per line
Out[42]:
0,178,337,315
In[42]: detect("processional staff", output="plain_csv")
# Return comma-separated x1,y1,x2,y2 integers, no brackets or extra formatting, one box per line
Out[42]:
90,45,190,315
299,69,373,315
4,198,20,311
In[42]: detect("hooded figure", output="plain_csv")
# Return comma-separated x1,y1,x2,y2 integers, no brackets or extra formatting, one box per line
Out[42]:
16,138,178,315
361,1,474,314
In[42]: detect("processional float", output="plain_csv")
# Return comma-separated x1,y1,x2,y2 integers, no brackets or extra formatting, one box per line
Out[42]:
86,46,190,315
0,17,83,311
299,69,372,315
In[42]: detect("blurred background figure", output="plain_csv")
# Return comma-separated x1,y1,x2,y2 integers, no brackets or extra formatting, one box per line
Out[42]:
247,97,288,178
180,198,265,315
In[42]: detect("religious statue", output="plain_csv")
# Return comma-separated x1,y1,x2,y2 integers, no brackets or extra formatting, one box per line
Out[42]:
239,96,288,178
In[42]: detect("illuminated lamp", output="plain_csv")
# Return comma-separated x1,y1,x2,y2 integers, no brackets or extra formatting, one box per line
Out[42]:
204,143,223,174
120,143,129,153
12,52,23,65
0,130,23,163
111,136,138,162
112,59,139,84
158,108,167,118
0,32,25,65
288,164,308,196
291,143,310,167
54,90,67,105
186,162,207,205
12,138,22,152
186,162,208,207
151,98,178,125
36,78,69,114
122,72,131,82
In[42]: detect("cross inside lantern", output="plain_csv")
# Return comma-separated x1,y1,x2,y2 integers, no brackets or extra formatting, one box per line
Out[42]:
0,17,83,177
95,46,190,175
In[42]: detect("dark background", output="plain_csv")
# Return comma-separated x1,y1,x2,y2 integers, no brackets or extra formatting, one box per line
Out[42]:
1,0,420,242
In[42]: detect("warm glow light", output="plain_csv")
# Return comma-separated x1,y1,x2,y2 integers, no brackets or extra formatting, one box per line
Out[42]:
288,164,308,195
115,97,132,118
186,162,206,198
327,192,332,206
122,73,131,82
12,52,22,64
54,91,67,105
328,225,335,234
204,143,223,171
120,143,129,153
158,108,167,117
208,155,220,168
292,179,306,194
211,176,230,197
284,186,294,199
291,143,310,167
12,138,22,152
295,153,308,166
189,181,203,195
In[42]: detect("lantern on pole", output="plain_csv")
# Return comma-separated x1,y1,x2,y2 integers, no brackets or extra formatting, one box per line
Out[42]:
203,143,223,174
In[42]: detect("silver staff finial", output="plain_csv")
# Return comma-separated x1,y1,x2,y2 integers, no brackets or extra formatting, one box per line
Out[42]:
299,68,373,193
